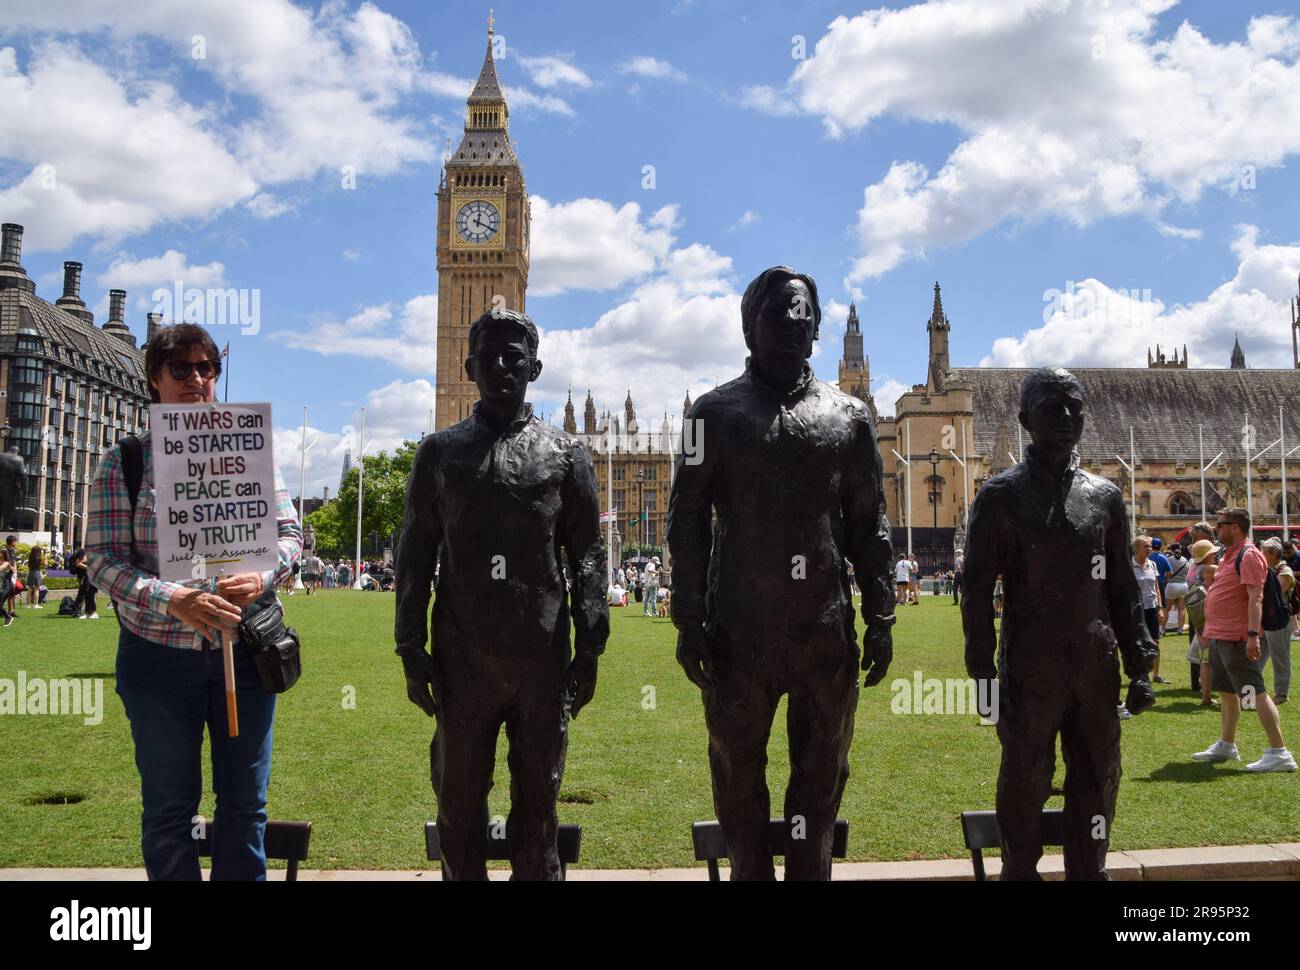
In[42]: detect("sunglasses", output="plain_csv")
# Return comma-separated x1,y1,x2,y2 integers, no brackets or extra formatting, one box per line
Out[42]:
166,359,221,381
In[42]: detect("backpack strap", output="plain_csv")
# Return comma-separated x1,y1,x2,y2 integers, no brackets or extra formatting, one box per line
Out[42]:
119,434,144,512
111,435,144,623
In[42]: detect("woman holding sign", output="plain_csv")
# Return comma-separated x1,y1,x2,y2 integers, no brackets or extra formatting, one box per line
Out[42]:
87,323,302,881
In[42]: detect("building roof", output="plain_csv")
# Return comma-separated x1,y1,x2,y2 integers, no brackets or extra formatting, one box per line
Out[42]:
952,367,1300,465
0,285,148,397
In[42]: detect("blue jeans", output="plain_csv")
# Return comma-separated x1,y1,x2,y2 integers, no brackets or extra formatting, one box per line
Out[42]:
115,627,276,880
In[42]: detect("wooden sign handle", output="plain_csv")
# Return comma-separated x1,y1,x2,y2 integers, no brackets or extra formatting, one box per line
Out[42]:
223,627,239,737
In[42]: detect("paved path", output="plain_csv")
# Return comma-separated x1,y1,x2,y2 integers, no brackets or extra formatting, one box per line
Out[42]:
5,843,1299,880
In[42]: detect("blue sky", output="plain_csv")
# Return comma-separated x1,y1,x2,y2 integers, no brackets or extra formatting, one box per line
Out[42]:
2,0,1298,497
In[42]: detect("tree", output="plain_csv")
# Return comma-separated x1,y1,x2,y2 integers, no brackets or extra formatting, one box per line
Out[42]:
332,440,419,554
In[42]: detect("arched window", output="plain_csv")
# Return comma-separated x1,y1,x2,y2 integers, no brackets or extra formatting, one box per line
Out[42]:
1169,492,1196,516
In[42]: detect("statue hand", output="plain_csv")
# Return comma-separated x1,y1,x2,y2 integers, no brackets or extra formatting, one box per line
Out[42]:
676,625,713,690
861,624,894,687
567,651,599,720
400,649,439,717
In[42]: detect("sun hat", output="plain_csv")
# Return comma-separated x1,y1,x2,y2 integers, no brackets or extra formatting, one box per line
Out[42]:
1190,539,1216,564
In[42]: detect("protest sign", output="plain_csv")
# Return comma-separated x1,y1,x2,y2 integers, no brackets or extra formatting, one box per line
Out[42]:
150,402,278,583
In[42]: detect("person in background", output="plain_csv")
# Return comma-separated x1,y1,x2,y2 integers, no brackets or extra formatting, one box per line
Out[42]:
895,553,911,606
909,553,921,605
1132,536,1166,685
1150,537,1171,627
25,545,44,609
1185,539,1217,706
0,549,14,627
1192,508,1294,772
4,535,16,619
1285,540,1300,641
643,556,659,618
953,548,964,606
87,322,303,878
1163,542,1189,633
1261,538,1294,705
68,547,99,620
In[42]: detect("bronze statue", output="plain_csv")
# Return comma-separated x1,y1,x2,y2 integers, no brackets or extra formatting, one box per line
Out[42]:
0,446,26,529
962,367,1156,880
668,267,896,880
394,309,609,880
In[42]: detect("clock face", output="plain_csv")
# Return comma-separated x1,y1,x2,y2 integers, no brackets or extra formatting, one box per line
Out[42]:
456,200,500,243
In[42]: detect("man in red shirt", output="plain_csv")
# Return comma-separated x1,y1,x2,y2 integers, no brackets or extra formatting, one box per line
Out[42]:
1192,507,1295,772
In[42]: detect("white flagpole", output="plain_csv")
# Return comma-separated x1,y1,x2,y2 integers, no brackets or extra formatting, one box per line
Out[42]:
353,408,365,588
1245,411,1253,540
1282,406,1289,535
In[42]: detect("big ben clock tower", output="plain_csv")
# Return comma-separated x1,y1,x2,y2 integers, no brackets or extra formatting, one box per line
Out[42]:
435,12,531,430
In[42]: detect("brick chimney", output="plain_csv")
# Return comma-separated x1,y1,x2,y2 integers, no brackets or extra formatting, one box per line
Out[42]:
0,223,35,293
145,312,162,347
55,260,95,323
102,289,137,346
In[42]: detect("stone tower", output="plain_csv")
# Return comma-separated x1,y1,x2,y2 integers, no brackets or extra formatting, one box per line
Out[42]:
434,13,531,430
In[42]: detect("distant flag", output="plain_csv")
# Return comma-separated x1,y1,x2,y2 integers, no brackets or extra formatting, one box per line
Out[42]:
221,342,230,357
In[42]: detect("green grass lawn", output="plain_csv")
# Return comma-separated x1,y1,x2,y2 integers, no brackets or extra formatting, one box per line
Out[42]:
0,593,1296,870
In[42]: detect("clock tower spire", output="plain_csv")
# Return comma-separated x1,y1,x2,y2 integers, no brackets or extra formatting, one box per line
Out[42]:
434,13,531,430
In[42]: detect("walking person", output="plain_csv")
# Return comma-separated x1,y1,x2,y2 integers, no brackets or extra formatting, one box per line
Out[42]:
1191,508,1295,772
1184,539,1217,705
4,536,17,620
25,546,44,609
1132,536,1166,685
1163,543,1189,633
909,553,921,605
87,322,303,879
68,547,99,619
642,556,659,618
895,553,911,606
1261,539,1294,705
953,548,964,606
0,549,15,627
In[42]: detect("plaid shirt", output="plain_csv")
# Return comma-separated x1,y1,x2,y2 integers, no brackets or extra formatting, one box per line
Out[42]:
86,431,302,650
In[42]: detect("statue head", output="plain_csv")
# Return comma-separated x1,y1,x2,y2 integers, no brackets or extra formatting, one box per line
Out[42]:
465,308,542,411
1017,367,1084,454
740,266,820,368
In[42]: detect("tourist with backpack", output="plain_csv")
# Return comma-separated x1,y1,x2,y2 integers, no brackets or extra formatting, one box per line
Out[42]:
1261,539,1294,705
1191,508,1294,772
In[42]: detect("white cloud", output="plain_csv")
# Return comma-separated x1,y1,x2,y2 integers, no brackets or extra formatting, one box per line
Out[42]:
528,196,678,296
502,84,575,116
519,54,592,89
342,248,361,262
618,56,687,82
245,192,294,219
272,378,436,499
872,379,911,419
1156,223,1203,240
0,0,575,249
533,241,744,431
0,42,255,251
738,0,1300,282
94,249,228,314
729,209,761,231
733,84,800,116
271,293,438,374
982,225,1300,370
